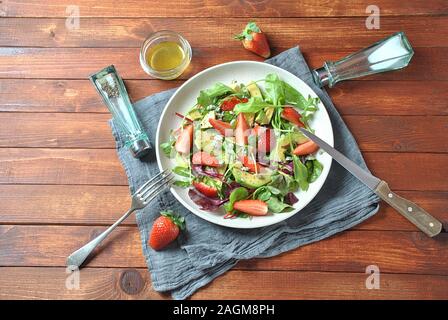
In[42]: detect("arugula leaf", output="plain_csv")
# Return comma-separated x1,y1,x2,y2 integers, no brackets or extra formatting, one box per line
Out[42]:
224,187,249,212
233,97,274,114
264,73,284,106
293,155,309,191
282,81,308,108
197,82,233,107
160,141,174,158
172,166,191,178
173,180,192,187
305,159,323,183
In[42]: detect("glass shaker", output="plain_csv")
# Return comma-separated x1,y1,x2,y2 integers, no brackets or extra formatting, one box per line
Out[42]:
313,32,414,87
90,65,151,158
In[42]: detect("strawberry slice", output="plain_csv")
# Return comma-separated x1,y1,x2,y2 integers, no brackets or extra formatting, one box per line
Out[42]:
235,113,249,146
293,140,319,156
254,125,274,153
175,124,193,154
192,151,220,167
209,118,233,136
241,155,262,173
234,22,271,58
281,107,305,127
193,181,218,198
233,199,268,216
149,211,185,251
220,97,248,111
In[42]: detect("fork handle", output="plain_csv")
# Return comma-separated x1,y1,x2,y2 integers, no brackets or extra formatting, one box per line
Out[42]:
66,208,135,268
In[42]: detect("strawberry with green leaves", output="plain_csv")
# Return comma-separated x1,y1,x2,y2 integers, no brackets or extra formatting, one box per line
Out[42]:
149,210,185,251
234,22,271,58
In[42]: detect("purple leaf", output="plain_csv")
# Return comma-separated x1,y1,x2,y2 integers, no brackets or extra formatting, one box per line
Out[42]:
188,189,228,211
285,192,299,205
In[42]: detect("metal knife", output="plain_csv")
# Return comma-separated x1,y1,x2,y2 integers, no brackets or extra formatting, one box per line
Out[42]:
298,127,443,237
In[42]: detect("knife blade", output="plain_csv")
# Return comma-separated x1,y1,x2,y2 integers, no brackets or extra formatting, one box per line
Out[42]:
298,127,443,237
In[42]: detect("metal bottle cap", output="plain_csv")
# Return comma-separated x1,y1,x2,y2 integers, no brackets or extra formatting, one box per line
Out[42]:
129,139,151,158
312,66,330,88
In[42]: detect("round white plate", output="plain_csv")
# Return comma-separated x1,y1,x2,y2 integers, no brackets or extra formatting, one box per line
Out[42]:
156,61,333,228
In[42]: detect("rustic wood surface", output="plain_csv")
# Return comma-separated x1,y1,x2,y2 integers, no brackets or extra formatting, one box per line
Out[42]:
0,0,447,300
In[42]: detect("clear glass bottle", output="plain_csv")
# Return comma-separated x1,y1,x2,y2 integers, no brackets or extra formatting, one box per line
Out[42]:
90,65,151,158
313,32,414,87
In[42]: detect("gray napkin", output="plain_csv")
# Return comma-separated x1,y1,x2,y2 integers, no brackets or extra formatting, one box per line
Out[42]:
110,47,380,300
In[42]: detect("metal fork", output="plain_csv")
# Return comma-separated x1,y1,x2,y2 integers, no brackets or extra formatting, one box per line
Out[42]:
66,170,174,268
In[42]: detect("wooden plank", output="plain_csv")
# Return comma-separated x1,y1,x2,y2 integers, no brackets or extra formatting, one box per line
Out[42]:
1,79,447,116
0,185,446,231
1,149,447,190
0,267,166,300
0,226,446,275
0,113,447,153
331,80,448,116
1,17,447,48
2,0,447,18
0,79,181,113
0,148,127,185
0,267,446,300
0,47,445,80
192,271,448,300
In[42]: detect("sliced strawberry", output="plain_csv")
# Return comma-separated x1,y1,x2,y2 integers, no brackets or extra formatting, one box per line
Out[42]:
254,125,275,153
192,151,220,167
149,211,185,251
220,97,248,111
193,181,218,198
175,124,193,154
209,118,233,136
241,155,262,173
293,140,319,156
235,113,249,146
233,199,268,216
281,107,305,127
234,22,271,58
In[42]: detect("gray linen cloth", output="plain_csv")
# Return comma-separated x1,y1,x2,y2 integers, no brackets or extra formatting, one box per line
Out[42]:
110,47,380,299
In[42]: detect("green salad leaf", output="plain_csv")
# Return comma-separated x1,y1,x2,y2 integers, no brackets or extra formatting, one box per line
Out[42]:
305,159,323,183
293,155,309,191
224,187,249,212
266,196,292,213
197,82,233,107
264,73,284,106
233,97,273,114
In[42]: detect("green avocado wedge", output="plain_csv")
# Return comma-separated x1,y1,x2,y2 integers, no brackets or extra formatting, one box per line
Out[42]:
232,167,271,189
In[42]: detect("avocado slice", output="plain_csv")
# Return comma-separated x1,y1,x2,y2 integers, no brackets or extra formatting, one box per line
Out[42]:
187,108,202,121
200,111,215,129
270,131,309,162
232,167,271,189
247,82,262,98
255,107,275,125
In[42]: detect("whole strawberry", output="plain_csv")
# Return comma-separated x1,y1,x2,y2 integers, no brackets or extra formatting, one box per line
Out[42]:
149,210,185,251
234,22,271,58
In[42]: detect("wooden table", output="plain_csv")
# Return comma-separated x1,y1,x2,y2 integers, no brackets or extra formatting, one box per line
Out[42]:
0,0,447,300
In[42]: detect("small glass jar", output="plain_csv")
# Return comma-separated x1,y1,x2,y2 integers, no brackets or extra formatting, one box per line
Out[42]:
139,30,192,80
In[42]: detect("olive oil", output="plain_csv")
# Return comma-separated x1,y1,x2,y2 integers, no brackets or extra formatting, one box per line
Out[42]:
146,41,185,71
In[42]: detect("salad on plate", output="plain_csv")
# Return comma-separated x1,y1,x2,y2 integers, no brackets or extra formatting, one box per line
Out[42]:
160,73,323,219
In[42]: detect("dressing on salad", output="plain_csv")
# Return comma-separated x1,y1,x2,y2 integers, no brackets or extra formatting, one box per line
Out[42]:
160,73,323,219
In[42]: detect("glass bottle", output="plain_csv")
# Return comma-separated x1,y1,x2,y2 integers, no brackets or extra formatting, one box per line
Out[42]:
90,65,151,158
313,32,414,87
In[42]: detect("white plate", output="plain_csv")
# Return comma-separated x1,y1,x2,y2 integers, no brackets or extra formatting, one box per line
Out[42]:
156,61,333,228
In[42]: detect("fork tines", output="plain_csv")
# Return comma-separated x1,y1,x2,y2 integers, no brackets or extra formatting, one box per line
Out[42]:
134,170,174,204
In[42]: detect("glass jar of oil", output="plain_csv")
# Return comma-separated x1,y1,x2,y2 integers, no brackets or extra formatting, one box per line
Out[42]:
140,31,192,80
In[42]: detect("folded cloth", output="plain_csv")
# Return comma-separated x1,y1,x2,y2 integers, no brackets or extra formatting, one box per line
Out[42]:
110,46,380,300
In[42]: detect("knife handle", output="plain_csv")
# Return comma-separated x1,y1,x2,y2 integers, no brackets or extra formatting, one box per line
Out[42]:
375,181,443,237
